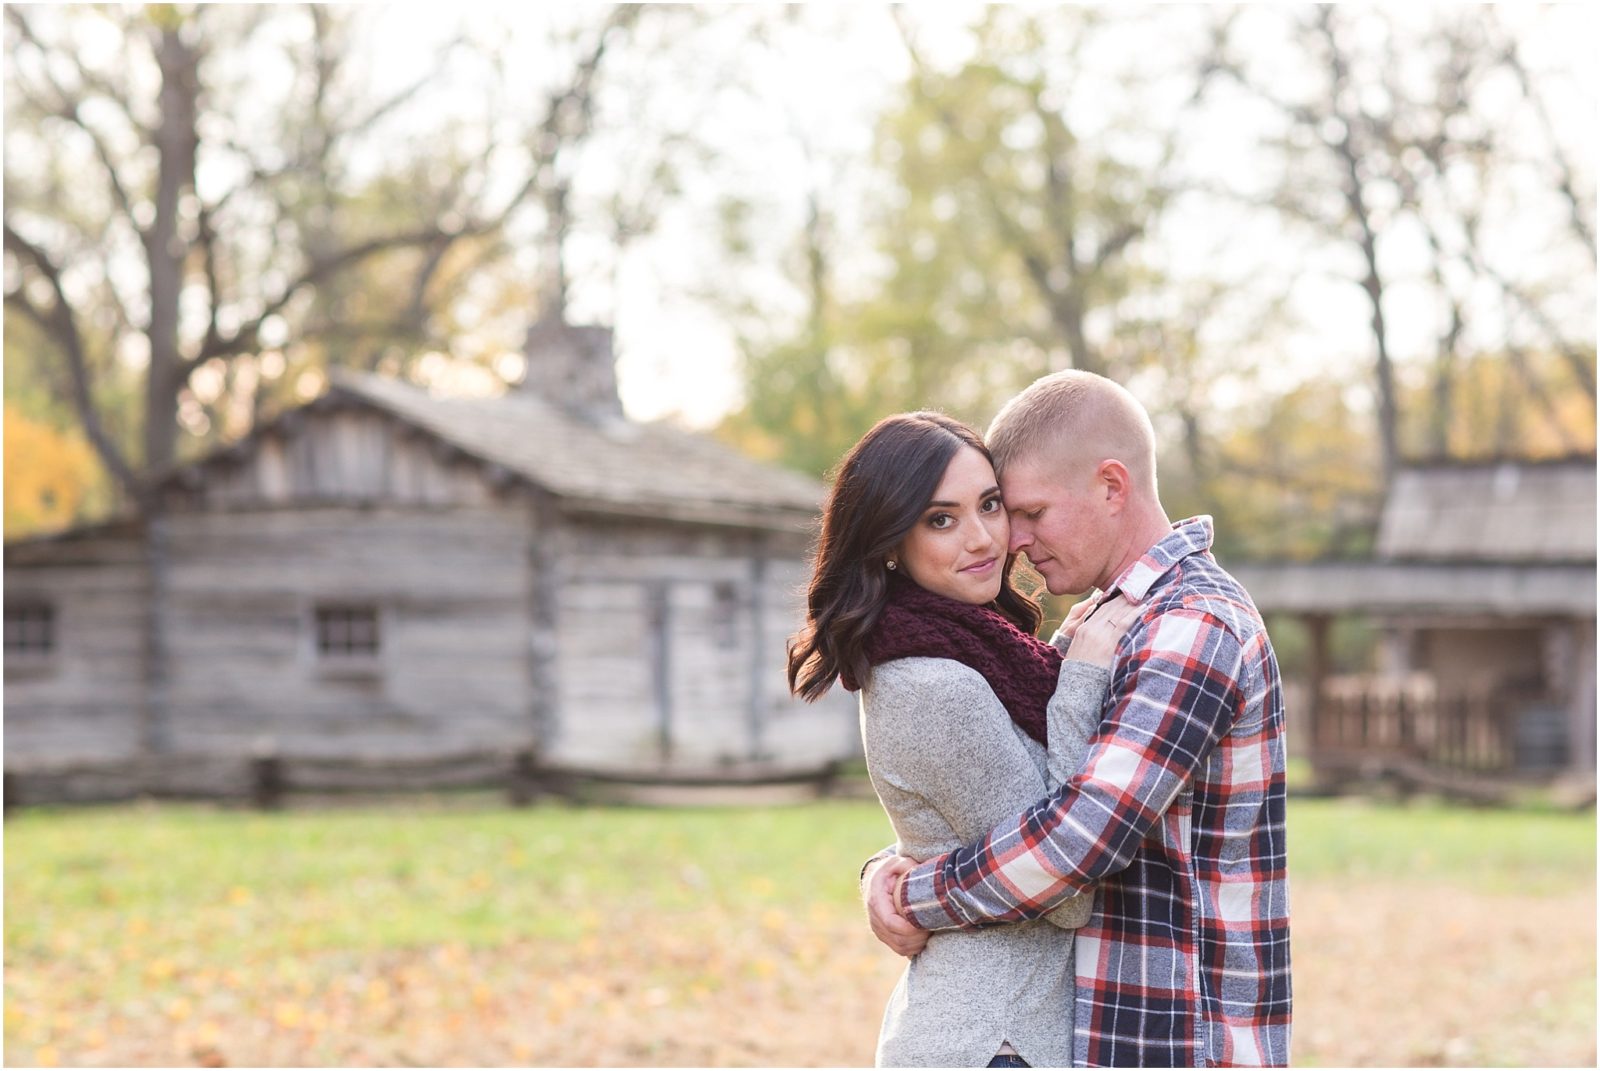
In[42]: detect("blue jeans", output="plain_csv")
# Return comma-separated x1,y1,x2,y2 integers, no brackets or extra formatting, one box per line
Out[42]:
986,1056,1030,1068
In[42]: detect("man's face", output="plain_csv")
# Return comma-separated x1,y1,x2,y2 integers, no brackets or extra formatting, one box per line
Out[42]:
999,455,1109,596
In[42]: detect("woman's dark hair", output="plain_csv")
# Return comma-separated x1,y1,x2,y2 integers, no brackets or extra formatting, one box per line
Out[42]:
786,411,1043,702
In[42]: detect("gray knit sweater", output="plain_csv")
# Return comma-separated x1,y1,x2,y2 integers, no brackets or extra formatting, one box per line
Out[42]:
860,656,1110,1069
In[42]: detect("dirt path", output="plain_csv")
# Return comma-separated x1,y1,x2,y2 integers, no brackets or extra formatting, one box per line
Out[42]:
1287,883,1596,1067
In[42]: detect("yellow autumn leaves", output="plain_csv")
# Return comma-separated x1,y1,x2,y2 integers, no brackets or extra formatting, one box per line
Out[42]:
3,404,107,538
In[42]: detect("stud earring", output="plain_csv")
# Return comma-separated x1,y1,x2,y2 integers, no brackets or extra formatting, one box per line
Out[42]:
886,560,898,571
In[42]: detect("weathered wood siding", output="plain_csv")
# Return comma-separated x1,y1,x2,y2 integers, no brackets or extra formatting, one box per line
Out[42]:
547,517,853,770
171,407,499,510
161,504,533,757
755,556,863,764
4,531,148,762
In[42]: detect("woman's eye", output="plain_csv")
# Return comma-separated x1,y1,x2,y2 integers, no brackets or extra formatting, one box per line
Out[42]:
981,497,1001,513
928,513,954,529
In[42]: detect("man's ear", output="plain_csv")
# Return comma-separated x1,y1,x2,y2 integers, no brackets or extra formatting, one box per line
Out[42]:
1097,459,1133,514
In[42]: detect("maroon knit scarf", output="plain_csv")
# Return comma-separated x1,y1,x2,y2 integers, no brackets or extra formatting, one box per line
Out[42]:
843,574,1062,745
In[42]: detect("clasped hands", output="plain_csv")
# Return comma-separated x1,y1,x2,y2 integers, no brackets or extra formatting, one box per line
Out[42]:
863,854,930,958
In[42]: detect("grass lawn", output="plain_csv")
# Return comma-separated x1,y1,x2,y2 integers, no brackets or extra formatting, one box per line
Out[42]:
4,794,1594,1066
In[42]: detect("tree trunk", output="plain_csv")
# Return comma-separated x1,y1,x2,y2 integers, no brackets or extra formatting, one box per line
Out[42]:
1360,251,1401,486
1319,7,1400,488
1054,288,1099,376
143,24,201,478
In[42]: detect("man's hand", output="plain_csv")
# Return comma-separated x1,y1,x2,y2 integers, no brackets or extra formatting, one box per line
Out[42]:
864,854,928,957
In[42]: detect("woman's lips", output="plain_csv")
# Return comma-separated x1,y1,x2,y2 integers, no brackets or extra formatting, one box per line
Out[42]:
961,557,998,575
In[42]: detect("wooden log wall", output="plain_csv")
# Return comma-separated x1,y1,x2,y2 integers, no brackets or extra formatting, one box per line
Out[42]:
548,517,855,772
4,531,149,762
161,504,535,757
755,556,862,764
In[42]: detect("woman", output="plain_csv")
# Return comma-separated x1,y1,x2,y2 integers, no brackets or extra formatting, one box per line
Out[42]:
787,412,1135,1068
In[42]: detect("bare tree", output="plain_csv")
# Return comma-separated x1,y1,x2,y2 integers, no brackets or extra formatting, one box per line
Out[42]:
1199,5,1595,484
3,4,647,512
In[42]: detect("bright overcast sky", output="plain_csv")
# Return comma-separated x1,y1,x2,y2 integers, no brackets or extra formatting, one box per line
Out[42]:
356,3,1597,429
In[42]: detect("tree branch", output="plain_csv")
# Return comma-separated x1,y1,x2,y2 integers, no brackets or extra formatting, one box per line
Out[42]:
4,223,143,501
195,198,224,359
189,223,494,369
1452,204,1598,401
6,8,151,224
1500,29,1596,257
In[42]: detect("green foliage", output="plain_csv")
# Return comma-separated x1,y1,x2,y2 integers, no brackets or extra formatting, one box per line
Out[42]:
1177,379,1386,563
2,801,894,963
6,794,1588,958
715,336,890,479
1262,614,1378,680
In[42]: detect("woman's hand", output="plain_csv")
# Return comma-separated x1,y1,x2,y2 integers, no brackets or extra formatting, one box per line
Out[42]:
1055,590,1101,643
1066,594,1139,668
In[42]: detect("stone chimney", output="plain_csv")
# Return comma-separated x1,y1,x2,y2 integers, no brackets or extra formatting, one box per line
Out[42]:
517,313,623,423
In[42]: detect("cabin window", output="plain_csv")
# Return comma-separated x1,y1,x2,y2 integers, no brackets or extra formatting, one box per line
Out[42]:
4,602,56,657
712,582,739,649
314,605,380,658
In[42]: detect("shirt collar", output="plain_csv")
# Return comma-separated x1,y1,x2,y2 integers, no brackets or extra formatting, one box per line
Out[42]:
1108,516,1215,604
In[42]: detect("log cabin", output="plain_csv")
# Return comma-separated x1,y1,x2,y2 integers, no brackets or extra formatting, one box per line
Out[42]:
4,323,859,798
1231,455,1596,783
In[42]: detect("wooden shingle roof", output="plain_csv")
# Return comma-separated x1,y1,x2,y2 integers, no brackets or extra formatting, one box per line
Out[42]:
326,370,825,529
1376,457,1596,564
1228,559,1596,617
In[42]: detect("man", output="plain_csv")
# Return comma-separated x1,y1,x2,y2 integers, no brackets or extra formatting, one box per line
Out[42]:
863,370,1292,1067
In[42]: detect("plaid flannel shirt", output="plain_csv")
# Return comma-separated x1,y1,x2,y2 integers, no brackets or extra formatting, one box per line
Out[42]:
897,517,1292,1067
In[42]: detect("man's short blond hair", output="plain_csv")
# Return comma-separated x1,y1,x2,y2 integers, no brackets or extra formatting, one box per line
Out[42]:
987,370,1158,495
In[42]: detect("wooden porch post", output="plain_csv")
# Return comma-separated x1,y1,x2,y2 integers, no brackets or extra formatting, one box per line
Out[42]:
1569,618,1596,775
648,581,673,763
140,511,173,755
1303,613,1332,770
746,532,769,762
526,491,562,752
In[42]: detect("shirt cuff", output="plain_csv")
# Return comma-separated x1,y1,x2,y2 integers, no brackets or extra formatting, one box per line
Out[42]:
896,856,961,931
859,845,895,886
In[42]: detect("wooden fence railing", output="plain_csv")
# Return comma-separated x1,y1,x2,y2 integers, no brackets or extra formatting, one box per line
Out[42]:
1313,676,1549,776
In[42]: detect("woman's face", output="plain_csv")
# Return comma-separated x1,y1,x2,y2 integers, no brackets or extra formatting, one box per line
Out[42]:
895,446,1010,605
